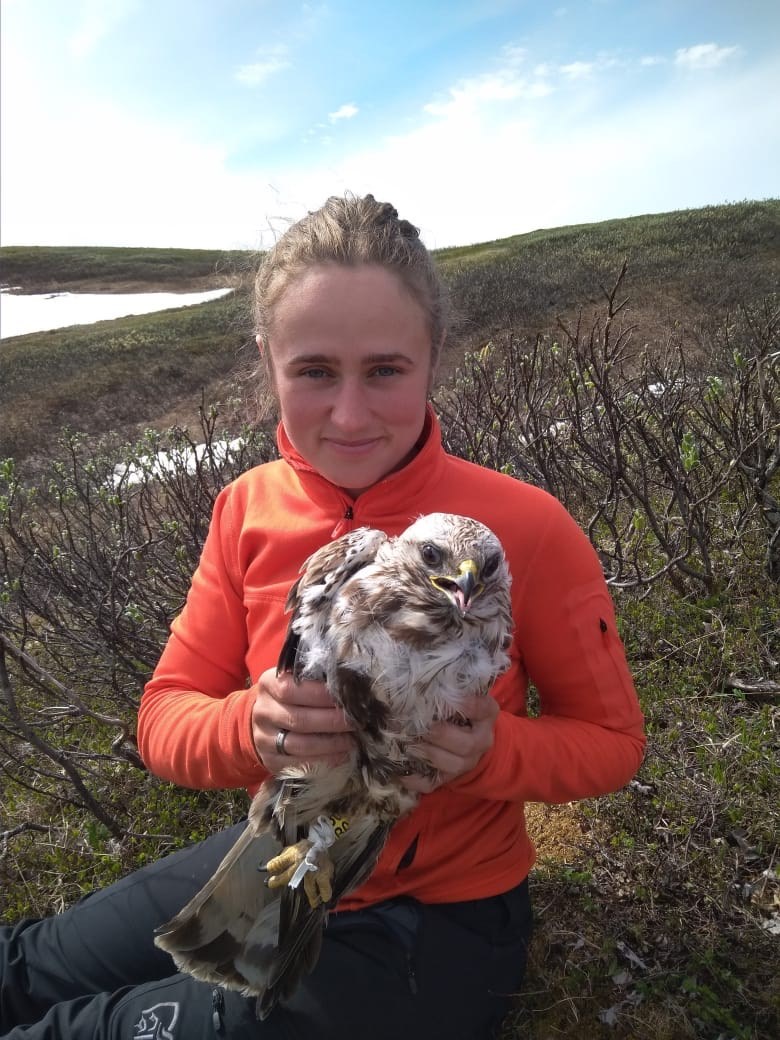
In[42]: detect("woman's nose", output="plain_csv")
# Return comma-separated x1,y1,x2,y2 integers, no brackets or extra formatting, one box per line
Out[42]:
330,378,370,430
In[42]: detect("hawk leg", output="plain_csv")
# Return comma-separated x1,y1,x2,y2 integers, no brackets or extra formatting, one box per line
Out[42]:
265,839,335,908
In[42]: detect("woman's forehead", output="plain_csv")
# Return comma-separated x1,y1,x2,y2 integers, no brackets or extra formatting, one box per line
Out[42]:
268,267,431,350
273,264,421,313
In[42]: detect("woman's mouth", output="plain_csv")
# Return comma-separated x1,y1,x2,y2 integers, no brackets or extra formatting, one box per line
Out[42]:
324,437,382,455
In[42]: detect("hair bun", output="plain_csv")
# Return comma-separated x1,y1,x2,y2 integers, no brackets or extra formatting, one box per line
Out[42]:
376,200,399,223
398,218,419,240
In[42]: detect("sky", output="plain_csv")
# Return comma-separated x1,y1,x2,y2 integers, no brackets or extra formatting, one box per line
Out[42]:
1,0,779,252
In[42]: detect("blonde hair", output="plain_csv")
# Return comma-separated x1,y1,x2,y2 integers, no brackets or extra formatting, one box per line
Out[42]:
254,193,449,371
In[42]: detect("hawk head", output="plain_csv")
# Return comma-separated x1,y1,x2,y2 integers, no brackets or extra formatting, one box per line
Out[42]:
394,512,510,617
363,512,512,644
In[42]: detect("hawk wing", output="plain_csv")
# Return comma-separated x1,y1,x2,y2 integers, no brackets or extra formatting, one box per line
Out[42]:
156,526,392,1014
277,526,388,679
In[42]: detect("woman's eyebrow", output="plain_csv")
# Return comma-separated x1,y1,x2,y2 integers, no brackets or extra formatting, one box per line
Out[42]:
285,352,415,366
285,353,331,366
365,352,415,365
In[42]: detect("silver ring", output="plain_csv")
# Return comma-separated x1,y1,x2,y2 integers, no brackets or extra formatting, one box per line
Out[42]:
275,729,289,756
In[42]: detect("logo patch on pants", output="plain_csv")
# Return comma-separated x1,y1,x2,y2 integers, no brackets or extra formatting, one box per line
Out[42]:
132,1001,180,1039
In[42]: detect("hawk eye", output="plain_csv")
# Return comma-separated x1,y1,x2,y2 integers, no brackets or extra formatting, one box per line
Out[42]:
482,553,500,579
421,543,443,567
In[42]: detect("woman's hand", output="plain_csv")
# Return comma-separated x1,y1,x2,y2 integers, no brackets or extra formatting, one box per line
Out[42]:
401,695,500,794
252,668,356,773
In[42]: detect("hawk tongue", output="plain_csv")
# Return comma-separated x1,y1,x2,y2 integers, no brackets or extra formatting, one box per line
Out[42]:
454,566,476,614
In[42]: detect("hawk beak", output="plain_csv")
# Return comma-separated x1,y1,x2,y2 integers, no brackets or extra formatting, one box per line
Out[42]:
455,560,478,607
431,559,482,616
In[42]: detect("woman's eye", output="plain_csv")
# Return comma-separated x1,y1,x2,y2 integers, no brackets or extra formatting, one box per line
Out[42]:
301,368,329,379
421,543,443,567
371,366,400,377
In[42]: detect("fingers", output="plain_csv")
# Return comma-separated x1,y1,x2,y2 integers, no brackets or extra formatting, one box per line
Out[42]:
429,700,498,754
273,674,345,710
252,667,355,771
259,729,355,772
456,693,500,723
399,771,441,794
407,698,500,786
262,669,355,732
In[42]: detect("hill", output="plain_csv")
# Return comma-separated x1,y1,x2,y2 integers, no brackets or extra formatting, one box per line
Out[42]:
0,244,250,292
1,198,778,469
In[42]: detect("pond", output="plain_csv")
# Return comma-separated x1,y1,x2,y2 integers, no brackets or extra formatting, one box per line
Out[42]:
0,287,234,339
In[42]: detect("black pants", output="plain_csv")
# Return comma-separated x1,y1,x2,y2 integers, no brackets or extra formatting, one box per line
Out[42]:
0,823,532,1039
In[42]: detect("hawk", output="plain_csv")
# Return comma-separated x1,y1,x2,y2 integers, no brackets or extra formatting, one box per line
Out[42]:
154,512,513,1018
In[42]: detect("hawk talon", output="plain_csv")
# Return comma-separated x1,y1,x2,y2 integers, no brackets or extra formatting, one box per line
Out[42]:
303,853,334,907
265,839,312,889
264,839,335,908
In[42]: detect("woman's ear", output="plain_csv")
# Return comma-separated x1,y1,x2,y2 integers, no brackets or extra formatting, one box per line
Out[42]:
256,334,276,395
428,332,445,393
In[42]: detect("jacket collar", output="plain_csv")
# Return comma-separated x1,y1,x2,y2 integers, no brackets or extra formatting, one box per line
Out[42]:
276,404,445,523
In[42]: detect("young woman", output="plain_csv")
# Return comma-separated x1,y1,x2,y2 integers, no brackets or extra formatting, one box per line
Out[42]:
0,195,645,1040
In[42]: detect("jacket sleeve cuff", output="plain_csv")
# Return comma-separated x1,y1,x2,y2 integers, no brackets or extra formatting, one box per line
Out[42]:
448,710,646,804
447,710,520,800
228,684,271,781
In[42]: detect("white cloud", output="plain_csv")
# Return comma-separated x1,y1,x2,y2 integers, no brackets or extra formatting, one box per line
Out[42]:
68,0,137,58
501,44,527,66
0,80,284,249
674,43,739,71
235,47,291,86
424,69,552,119
640,55,666,67
328,103,359,123
559,61,595,79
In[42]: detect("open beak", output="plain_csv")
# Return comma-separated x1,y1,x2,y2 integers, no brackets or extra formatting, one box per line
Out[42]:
431,559,482,616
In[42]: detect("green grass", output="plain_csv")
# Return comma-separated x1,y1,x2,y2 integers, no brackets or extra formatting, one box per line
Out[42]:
0,292,252,464
0,245,251,290
1,772,247,919
497,574,780,1039
438,199,780,335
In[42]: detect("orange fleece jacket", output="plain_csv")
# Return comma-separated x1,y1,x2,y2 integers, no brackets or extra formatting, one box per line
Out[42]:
139,408,645,908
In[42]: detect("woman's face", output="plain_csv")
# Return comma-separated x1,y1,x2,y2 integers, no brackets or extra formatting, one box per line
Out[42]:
263,264,434,497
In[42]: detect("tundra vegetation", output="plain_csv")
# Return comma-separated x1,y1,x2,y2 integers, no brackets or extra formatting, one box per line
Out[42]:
1,200,779,1038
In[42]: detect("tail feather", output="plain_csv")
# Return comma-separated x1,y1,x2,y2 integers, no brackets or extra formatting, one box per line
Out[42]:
154,826,282,993
257,817,391,1018
154,781,393,1014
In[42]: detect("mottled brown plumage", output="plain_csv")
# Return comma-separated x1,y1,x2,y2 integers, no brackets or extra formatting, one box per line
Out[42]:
154,512,512,1018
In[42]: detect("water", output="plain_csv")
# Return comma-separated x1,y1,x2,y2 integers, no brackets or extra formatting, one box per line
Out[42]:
0,287,234,339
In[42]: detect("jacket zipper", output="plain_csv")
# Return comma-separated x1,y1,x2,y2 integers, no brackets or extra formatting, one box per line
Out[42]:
407,951,419,994
331,503,355,538
211,987,225,1032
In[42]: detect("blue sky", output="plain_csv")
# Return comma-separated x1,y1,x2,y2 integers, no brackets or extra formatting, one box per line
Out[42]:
2,0,778,250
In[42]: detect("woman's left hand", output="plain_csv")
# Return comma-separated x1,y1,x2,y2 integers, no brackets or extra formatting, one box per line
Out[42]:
401,694,500,794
